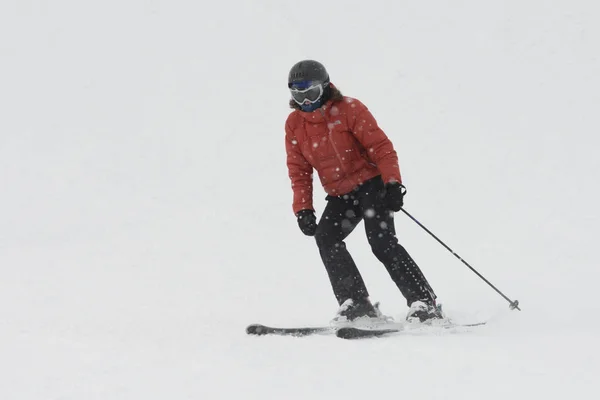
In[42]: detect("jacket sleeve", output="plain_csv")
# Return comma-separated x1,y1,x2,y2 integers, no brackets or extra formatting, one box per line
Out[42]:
285,119,314,214
348,99,402,184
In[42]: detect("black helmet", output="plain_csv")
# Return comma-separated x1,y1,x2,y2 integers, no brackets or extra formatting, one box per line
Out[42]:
288,60,331,112
288,60,329,88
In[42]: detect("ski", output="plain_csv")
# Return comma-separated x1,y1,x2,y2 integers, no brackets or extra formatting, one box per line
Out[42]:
246,323,333,337
335,320,488,340
247,320,487,339
336,326,400,339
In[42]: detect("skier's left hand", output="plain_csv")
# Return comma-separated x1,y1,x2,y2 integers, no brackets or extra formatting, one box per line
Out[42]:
385,182,406,211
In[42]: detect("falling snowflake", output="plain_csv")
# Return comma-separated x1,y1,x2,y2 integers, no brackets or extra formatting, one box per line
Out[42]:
365,208,376,218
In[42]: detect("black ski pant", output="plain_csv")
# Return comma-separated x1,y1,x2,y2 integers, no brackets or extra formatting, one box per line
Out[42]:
314,176,437,306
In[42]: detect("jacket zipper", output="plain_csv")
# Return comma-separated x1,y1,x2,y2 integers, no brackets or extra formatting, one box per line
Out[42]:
319,108,347,175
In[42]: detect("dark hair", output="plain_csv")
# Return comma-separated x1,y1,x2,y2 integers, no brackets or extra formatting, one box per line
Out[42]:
289,85,344,110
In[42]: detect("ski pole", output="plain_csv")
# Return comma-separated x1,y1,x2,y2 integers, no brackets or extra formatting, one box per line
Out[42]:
399,208,521,311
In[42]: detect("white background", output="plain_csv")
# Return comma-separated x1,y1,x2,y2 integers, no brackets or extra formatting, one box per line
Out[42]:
1,1,599,399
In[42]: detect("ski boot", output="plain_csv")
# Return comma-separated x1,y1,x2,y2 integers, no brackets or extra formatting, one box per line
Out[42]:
330,298,392,327
406,300,444,323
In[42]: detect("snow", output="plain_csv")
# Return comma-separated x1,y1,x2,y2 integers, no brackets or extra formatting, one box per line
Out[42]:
1,0,599,399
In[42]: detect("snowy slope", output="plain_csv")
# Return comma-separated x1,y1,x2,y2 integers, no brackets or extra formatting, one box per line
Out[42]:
1,1,599,399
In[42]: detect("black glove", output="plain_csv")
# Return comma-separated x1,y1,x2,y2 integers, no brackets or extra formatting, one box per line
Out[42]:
385,182,406,212
296,209,317,236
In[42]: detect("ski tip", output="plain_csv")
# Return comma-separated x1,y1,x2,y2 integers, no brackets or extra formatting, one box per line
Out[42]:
246,324,267,335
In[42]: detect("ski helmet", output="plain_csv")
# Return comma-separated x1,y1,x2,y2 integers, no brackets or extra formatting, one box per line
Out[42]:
288,60,329,86
288,60,331,112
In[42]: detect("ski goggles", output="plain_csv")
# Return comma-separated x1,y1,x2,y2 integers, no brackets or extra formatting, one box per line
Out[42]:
289,82,324,105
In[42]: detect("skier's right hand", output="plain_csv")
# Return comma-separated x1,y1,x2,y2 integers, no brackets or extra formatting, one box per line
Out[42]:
296,209,317,236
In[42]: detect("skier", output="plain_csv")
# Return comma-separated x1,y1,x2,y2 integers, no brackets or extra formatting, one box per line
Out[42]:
285,60,443,323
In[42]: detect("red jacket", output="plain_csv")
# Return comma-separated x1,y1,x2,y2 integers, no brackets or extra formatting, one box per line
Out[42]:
285,94,402,214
